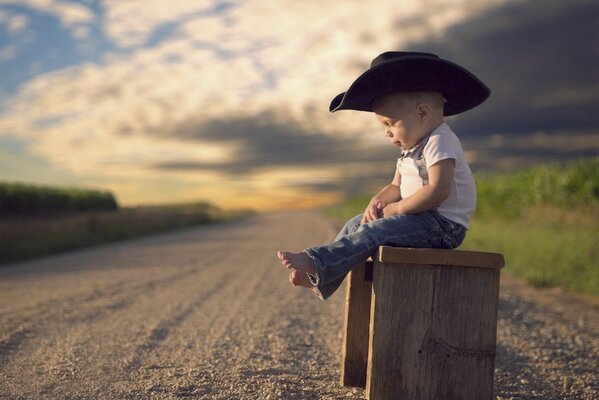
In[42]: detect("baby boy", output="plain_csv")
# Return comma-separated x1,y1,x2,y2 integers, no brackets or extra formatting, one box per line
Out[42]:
277,51,490,300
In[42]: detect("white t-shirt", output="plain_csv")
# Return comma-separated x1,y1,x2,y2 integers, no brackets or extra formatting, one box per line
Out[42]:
396,123,476,229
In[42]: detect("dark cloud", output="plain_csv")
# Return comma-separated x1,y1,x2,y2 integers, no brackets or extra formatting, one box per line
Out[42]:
407,0,599,136
155,111,396,173
152,112,397,196
153,0,599,196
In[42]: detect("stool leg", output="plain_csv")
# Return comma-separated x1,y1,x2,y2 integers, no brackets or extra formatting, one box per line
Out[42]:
340,261,373,388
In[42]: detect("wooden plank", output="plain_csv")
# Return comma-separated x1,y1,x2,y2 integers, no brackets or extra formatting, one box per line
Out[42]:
366,261,499,400
377,246,505,269
340,261,373,388
364,260,373,282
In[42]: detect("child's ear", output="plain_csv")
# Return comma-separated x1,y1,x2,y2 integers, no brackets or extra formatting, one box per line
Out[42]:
416,103,432,121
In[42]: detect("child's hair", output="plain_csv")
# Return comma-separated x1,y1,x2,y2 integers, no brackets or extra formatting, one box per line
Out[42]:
373,91,445,113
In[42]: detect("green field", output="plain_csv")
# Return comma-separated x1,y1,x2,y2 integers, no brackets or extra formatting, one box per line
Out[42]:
0,182,118,215
1,203,251,266
323,158,599,297
460,206,598,294
0,182,252,265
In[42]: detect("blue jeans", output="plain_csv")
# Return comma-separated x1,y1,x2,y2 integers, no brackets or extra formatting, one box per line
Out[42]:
304,211,466,300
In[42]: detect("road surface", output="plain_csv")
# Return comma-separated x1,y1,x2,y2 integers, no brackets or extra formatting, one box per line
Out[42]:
1,210,597,399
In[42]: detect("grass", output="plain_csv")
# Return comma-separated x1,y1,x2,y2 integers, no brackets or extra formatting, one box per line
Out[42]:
321,158,599,297
475,158,598,218
461,206,599,296
0,202,253,266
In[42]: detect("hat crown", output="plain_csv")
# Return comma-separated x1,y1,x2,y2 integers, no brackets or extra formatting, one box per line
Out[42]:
330,50,490,115
371,51,439,68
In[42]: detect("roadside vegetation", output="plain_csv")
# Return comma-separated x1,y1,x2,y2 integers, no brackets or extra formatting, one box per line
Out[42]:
0,182,252,265
324,158,599,296
0,182,118,215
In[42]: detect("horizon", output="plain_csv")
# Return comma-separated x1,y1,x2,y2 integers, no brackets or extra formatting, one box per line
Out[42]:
1,0,598,210
2,155,596,211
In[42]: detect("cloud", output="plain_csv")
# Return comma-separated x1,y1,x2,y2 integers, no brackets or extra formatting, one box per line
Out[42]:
461,130,599,172
0,0,94,25
151,112,399,176
408,0,599,137
101,0,219,48
0,0,95,43
5,0,596,207
0,38,295,191
0,12,28,62
6,13,27,33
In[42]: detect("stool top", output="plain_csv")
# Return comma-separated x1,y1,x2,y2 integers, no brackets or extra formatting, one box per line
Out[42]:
377,246,505,269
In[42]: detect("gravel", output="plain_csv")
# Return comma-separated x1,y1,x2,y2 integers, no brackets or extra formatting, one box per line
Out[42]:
0,210,597,399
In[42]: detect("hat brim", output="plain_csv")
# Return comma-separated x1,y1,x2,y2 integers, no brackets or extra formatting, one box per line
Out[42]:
329,56,490,116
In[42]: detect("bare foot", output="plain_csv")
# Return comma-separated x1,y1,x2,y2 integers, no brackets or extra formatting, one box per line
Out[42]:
289,271,323,298
277,251,317,275
289,270,314,288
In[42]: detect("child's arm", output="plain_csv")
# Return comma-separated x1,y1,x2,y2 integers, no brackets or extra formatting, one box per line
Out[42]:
361,167,402,224
383,158,455,216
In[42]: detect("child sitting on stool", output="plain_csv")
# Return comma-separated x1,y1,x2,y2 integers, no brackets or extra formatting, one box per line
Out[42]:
278,51,490,300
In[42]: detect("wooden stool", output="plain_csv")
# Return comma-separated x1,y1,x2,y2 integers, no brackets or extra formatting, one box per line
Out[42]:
340,246,505,400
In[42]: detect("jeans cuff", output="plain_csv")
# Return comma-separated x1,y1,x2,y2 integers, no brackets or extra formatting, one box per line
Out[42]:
303,248,324,287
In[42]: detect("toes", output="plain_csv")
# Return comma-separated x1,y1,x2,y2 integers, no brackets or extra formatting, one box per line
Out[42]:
278,251,295,269
289,270,315,289
289,271,299,285
278,251,292,263
278,251,290,267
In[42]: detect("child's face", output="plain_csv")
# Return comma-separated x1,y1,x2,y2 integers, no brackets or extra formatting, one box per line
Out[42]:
373,93,426,150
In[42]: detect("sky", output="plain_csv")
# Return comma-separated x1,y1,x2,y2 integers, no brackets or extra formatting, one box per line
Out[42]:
0,0,597,210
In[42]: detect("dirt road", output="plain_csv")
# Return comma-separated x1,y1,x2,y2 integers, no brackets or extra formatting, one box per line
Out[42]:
1,210,597,399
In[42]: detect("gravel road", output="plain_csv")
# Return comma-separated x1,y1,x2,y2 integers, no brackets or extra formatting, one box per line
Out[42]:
1,210,597,399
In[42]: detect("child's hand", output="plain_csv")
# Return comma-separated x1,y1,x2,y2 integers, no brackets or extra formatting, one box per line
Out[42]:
361,200,385,224
382,202,401,217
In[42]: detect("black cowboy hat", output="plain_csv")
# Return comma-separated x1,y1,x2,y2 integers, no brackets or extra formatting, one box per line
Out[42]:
329,51,490,116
